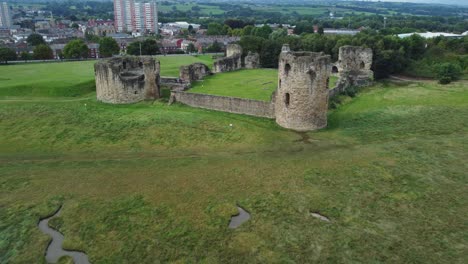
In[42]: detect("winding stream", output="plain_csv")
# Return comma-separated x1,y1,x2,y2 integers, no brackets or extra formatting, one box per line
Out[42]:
38,207,91,264
228,206,251,229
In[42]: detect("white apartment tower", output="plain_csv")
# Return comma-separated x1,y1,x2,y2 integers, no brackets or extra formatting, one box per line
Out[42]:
0,2,12,28
114,0,158,33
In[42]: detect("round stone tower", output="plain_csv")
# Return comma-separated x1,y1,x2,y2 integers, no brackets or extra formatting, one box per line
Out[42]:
94,56,160,104
275,47,331,131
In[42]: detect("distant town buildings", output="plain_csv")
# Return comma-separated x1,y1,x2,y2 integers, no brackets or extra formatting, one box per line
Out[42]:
0,1,12,28
398,32,465,39
114,0,158,33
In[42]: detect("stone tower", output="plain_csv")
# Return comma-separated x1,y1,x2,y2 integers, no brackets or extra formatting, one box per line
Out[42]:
337,46,373,86
275,46,331,131
94,56,160,104
213,44,242,73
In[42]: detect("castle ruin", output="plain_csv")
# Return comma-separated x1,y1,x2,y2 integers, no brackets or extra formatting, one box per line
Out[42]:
244,51,260,69
179,63,212,83
170,45,373,131
275,49,331,131
213,44,243,73
96,45,373,131
94,56,160,104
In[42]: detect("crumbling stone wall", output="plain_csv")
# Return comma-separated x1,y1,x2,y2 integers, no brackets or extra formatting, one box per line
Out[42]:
245,52,260,69
95,56,160,104
179,63,211,83
275,47,331,131
170,91,275,118
213,44,242,73
336,46,373,87
338,46,373,73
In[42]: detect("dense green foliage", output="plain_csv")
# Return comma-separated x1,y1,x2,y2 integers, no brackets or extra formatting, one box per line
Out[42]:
0,47,16,64
26,33,46,46
63,40,89,59
435,63,462,84
127,39,160,56
33,44,54,60
98,37,120,58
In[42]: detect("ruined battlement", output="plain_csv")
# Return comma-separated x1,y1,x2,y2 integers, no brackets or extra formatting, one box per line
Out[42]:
94,56,160,104
213,44,243,73
179,63,211,83
338,46,373,74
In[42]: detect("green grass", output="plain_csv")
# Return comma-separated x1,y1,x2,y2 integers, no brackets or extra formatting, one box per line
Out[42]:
156,55,213,77
0,55,213,99
189,69,278,101
189,70,338,101
159,3,225,15
0,60,467,263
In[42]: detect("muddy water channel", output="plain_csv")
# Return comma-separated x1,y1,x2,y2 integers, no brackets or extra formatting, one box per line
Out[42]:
228,206,251,229
38,207,91,264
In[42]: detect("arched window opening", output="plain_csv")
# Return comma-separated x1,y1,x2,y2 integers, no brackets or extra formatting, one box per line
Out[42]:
123,61,127,69
279,79,282,89
285,63,291,76
285,93,290,107
332,66,338,73
139,62,143,68
360,61,365,69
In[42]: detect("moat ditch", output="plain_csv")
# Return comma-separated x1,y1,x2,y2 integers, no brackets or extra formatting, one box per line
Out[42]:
38,206,91,264
228,206,251,229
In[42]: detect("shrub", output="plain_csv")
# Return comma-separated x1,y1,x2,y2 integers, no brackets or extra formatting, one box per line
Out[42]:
434,62,462,84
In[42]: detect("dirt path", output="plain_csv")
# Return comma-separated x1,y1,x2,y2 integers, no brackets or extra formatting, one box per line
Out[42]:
389,75,435,83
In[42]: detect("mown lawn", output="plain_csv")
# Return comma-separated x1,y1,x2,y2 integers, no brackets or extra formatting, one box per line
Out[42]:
189,70,338,101
189,69,278,101
157,55,213,77
0,55,213,99
0,60,467,263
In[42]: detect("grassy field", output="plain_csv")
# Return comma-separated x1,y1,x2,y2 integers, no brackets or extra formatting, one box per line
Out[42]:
157,55,213,77
0,60,467,263
189,69,278,101
158,3,225,15
189,70,338,101
0,55,213,99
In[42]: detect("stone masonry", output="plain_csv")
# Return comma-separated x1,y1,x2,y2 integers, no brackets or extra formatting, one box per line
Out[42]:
337,46,373,87
213,44,243,73
245,51,260,69
275,49,331,131
95,56,160,104
179,63,211,83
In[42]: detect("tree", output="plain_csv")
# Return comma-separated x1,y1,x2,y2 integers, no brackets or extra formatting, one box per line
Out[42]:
186,43,196,53
435,62,462,84
27,33,45,46
33,44,54,60
269,29,287,40
253,25,273,39
20,51,32,61
63,40,89,59
99,37,120,57
206,41,222,53
207,22,224,35
239,35,265,56
0,47,17,64
127,39,159,55
259,39,282,68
